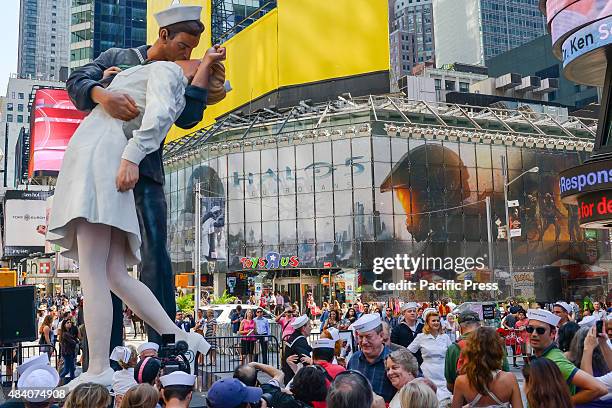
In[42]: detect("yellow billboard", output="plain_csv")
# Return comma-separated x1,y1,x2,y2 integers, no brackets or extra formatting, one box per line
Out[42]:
147,0,390,142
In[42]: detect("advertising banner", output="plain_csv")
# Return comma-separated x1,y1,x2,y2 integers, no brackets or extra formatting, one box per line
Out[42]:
550,0,612,47
29,89,85,177
199,196,226,264
3,190,53,257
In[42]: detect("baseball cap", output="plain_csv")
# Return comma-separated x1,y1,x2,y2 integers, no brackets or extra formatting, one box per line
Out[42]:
458,310,480,324
207,378,263,408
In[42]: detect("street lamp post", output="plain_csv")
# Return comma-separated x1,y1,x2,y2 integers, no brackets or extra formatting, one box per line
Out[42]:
501,155,538,297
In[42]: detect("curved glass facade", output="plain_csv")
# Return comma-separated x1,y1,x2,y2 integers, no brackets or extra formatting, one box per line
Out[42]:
165,103,610,299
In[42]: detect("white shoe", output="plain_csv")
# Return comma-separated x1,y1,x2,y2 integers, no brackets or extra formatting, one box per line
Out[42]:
59,367,114,393
182,332,211,374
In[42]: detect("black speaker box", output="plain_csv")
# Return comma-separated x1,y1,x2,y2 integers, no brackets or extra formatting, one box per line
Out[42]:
534,266,562,304
0,285,36,343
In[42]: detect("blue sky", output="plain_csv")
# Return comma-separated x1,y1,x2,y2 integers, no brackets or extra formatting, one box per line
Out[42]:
1,1,20,95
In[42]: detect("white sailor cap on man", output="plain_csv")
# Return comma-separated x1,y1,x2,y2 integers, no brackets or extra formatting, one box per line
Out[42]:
527,309,560,327
351,313,382,334
160,371,196,388
137,342,160,355
401,302,419,312
17,354,49,376
312,338,337,349
154,1,202,28
17,365,59,402
553,301,572,314
291,315,310,329
327,327,340,341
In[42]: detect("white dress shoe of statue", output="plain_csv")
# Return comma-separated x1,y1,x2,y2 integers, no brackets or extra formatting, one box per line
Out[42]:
60,367,114,393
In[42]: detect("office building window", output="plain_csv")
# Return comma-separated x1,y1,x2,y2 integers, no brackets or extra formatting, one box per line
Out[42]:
459,82,470,92
17,104,23,112
434,79,441,90
6,114,12,122
17,115,23,123
18,93,24,99
6,103,13,111
445,80,455,91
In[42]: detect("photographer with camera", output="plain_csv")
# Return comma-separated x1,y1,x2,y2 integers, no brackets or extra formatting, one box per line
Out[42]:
256,363,328,408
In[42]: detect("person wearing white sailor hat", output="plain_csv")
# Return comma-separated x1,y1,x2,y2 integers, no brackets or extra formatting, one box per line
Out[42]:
310,338,346,381
160,371,197,408
17,354,50,377
526,309,608,403
553,301,580,352
137,342,160,359
347,314,396,402
17,364,60,404
391,301,424,350
110,345,138,403
282,315,313,383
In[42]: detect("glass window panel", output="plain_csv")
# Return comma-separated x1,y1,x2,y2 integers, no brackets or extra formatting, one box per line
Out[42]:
333,139,351,165
353,162,372,189
312,161,333,192
353,188,373,215
278,168,296,195
477,169,493,192
280,220,297,243
375,214,395,240
296,144,314,169
314,141,332,162
261,148,278,169
507,147,522,170
334,190,352,216
298,243,315,267
228,172,244,199
373,162,391,186
244,150,260,173
245,245,261,259
391,137,408,164
374,190,394,214
354,214,374,240
297,193,315,219
261,197,278,221
316,242,335,266
228,223,245,243
227,199,244,223
177,167,186,190
459,143,476,167
261,221,279,244
279,195,297,219
352,137,370,158
297,218,315,241
522,149,537,170
228,152,243,175
315,192,334,217
261,170,278,196
373,136,391,162
316,217,334,241
245,199,261,223
465,168,479,192
296,168,315,194
246,173,261,198
334,216,353,241
476,145,492,168
245,223,261,245
278,146,295,171
334,161,353,191
491,146,506,169
217,156,228,179
492,169,505,193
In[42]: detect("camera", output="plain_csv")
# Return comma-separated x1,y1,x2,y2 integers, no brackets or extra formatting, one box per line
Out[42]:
252,393,273,408
596,320,604,335
159,334,191,375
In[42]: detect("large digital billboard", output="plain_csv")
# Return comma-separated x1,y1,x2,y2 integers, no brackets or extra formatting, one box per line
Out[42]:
29,89,85,178
3,190,53,257
548,0,612,48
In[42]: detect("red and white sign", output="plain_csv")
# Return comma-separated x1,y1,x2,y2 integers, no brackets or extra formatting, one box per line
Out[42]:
323,261,332,268
39,262,51,274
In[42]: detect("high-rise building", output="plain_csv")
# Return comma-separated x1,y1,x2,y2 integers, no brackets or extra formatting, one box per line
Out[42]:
433,0,546,67
70,0,147,69
389,0,435,90
18,0,71,81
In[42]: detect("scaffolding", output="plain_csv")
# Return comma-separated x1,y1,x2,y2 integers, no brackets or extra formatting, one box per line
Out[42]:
163,94,598,164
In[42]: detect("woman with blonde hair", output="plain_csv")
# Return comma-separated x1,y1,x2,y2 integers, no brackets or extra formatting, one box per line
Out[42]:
407,308,452,402
239,309,257,363
399,380,438,408
451,326,522,408
64,382,112,408
120,383,159,408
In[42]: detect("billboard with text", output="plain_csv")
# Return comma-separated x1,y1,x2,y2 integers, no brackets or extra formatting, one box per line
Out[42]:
3,190,53,257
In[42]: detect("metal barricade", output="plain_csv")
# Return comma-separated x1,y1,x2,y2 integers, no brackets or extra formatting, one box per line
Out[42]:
195,335,280,392
0,344,59,386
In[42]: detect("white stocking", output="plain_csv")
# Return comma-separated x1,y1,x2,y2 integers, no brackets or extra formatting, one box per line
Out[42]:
106,227,184,341
75,220,113,375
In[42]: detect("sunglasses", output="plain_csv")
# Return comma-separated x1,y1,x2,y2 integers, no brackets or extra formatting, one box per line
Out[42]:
525,326,547,335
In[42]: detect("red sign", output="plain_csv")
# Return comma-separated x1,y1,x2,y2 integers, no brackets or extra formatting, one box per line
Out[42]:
39,262,51,274
323,262,332,268
576,190,612,228
29,89,85,177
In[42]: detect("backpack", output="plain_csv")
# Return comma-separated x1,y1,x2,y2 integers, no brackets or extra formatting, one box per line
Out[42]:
455,338,468,374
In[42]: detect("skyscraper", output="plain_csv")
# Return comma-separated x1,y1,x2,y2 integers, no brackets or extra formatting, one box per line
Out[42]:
18,0,71,81
433,0,546,67
389,0,435,90
70,0,147,69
